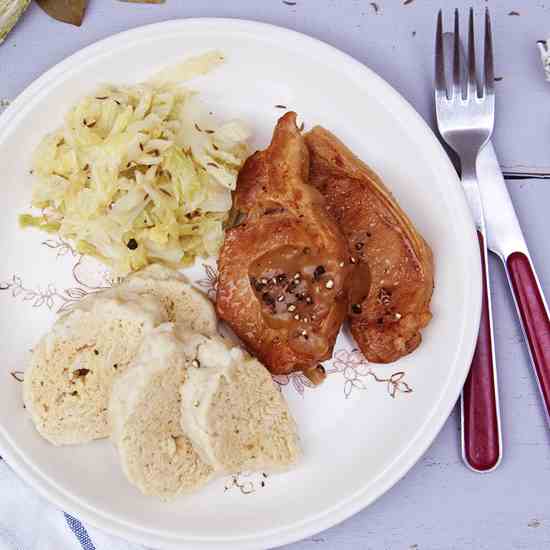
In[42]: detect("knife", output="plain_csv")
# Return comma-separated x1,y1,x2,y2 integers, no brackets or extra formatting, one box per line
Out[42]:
477,143,550,425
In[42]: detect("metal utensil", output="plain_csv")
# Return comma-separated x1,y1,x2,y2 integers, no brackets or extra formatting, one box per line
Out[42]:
478,143,550,428
435,8,502,472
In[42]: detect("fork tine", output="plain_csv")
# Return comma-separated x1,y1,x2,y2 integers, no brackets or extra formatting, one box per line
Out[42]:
467,8,477,99
484,7,494,96
435,10,447,99
453,9,461,98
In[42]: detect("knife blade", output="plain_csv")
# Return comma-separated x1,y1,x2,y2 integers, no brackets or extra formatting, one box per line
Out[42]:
478,144,528,258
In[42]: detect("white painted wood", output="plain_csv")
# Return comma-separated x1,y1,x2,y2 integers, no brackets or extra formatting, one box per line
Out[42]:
1,1,549,548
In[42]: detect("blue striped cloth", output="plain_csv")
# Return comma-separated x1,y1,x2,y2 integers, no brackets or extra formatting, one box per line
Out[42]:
0,457,147,550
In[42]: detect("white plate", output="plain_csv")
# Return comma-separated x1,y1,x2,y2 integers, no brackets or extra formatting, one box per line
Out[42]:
0,19,480,550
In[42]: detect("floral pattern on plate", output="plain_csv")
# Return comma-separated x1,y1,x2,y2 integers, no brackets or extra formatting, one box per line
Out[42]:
2,253,413,401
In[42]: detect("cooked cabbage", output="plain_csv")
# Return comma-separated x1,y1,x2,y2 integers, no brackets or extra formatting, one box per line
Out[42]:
538,40,550,81
20,51,251,275
0,0,30,43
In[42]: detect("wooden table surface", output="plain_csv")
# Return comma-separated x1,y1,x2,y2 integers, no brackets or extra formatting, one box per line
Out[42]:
2,1,550,549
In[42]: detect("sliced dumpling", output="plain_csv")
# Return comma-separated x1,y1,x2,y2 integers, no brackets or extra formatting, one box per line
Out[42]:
109,324,213,499
119,263,217,335
23,289,167,445
180,334,301,473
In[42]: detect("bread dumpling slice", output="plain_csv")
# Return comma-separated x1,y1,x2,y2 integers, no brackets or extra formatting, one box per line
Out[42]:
109,324,213,499
180,334,301,473
23,289,167,445
119,263,217,336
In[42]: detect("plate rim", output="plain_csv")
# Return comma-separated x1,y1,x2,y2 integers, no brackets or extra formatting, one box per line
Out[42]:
0,17,481,550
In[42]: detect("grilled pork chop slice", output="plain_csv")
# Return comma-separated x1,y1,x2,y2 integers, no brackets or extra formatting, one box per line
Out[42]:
216,113,353,381
305,126,434,363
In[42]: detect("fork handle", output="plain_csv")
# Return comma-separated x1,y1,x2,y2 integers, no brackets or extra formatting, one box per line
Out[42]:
504,252,550,421
462,230,501,472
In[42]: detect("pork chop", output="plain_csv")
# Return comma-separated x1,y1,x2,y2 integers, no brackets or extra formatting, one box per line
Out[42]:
216,113,353,382
305,126,434,363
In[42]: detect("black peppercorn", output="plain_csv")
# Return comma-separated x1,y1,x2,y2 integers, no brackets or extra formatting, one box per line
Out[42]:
287,280,299,293
126,238,138,250
251,277,265,292
262,292,275,306
313,265,325,280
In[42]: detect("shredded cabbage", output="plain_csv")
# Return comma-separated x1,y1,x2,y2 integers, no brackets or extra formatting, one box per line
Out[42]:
0,0,30,43
20,51,251,275
538,40,550,81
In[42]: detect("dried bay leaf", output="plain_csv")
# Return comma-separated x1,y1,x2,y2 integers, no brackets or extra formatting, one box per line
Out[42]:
36,0,88,26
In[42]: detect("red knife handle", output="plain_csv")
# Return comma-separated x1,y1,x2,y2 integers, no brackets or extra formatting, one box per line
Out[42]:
462,230,501,472
506,252,550,421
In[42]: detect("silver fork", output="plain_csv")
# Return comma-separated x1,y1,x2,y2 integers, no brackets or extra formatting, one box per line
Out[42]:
435,8,502,472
